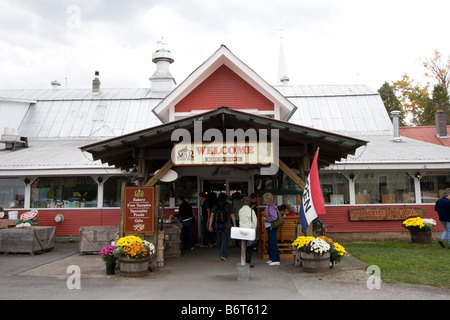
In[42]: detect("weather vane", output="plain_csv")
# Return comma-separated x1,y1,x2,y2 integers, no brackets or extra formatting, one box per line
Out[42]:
157,37,168,50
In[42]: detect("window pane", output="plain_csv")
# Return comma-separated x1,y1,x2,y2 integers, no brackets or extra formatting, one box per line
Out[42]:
103,176,135,207
175,176,198,206
420,174,450,203
320,173,349,205
254,173,302,206
0,179,25,209
31,177,98,208
355,172,415,204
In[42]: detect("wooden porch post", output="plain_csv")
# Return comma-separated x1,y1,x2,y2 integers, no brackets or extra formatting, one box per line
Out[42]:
278,159,313,236
145,160,174,187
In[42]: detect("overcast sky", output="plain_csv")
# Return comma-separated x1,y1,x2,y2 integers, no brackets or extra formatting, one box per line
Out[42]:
0,0,449,91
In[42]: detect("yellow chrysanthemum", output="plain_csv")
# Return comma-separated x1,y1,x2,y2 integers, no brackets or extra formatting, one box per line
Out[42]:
292,236,315,250
333,242,347,256
402,217,425,229
116,235,143,247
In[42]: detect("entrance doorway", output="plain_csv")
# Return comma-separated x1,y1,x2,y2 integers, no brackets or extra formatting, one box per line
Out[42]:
201,179,251,197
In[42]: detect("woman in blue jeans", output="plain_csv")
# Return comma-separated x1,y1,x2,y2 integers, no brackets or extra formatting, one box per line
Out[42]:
435,192,450,248
262,192,280,265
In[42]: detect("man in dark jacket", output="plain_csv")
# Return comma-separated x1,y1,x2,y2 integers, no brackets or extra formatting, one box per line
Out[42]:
175,196,195,250
435,191,450,248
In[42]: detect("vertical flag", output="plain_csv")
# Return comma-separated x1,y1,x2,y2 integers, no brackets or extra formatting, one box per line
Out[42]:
299,149,326,231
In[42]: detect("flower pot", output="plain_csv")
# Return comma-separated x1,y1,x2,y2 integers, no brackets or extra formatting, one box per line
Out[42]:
119,256,149,277
410,229,432,244
106,263,116,275
300,252,330,273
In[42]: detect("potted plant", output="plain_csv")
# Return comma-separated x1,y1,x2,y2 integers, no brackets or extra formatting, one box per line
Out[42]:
402,217,435,244
292,236,347,271
318,236,347,268
99,245,117,275
113,236,156,277
292,236,330,273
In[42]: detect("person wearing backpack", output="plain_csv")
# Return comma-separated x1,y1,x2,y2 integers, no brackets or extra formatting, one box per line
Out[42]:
209,192,236,261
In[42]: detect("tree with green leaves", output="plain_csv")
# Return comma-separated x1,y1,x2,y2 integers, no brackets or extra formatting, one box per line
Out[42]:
378,82,406,126
379,50,450,126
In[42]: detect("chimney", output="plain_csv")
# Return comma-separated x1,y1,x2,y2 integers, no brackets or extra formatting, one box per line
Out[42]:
51,80,61,89
150,49,176,92
391,110,402,142
435,110,448,138
92,71,101,94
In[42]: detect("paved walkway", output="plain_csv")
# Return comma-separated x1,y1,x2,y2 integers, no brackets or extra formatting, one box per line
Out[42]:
1,242,449,301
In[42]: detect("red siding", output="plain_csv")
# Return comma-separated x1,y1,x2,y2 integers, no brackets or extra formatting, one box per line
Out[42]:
16,209,121,236
12,205,442,237
321,205,443,233
24,208,199,238
175,65,274,113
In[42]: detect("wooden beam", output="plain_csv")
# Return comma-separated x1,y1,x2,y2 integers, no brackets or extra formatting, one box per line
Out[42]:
145,160,174,187
278,159,306,190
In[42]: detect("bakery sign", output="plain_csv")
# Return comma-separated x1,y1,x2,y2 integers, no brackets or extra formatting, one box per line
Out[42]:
349,207,425,221
123,187,154,234
172,142,274,166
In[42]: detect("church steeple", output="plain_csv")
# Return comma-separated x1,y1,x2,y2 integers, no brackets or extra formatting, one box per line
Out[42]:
277,36,290,85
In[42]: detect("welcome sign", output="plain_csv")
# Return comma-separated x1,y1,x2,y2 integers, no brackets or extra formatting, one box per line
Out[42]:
172,142,275,166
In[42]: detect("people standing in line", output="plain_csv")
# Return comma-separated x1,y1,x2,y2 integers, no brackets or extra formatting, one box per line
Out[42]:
239,196,257,268
232,192,243,247
435,191,450,249
249,193,258,216
262,192,280,265
199,192,215,247
209,192,236,261
175,196,195,251
249,193,260,251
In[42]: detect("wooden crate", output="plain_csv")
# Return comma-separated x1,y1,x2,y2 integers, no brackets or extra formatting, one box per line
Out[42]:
0,226,56,255
164,240,181,257
258,216,299,260
0,219,19,229
79,226,119,254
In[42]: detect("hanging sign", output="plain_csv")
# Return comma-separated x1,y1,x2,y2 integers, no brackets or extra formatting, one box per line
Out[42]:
172,142,274,166
123,187,154,234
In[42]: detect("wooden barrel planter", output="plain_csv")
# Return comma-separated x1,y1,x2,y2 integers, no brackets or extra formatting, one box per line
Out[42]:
300,252,330,273
119,257,150,277
410,230,432,244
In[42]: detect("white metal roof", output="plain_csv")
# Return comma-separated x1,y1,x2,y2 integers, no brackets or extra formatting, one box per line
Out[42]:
0,83,448,173
276,84,393,136
0,88,164,139
329,135,450,170
0,139,120,176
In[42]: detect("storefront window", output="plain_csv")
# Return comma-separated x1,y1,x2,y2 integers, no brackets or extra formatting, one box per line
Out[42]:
420,173,450,203
175,176,198,206
31,177,98,208
254,173,302,209
0,179,25,209
354,172,415,204
103,176,136,207
320,173,349,205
